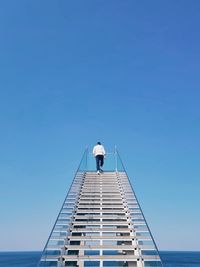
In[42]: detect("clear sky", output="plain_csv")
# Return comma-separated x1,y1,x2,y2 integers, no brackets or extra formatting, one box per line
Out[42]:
0,1,200,251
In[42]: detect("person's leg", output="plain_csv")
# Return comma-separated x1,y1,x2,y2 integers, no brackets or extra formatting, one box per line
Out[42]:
100,155,104,167
96,155,100,171
99,155,104,172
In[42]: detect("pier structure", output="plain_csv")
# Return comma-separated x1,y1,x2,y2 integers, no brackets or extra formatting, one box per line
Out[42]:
38,149,163,267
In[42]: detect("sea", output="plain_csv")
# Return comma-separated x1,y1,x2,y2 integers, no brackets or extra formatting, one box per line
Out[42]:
0,251,199,267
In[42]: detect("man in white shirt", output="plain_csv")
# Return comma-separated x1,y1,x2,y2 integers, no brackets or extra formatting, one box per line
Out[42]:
93,142,106,174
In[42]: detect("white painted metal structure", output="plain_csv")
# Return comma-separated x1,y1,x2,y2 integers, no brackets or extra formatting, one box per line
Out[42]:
38,150,163,267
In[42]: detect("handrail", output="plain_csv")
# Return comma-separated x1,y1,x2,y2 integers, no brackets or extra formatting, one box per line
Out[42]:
116,149,164,267
37,148,88,266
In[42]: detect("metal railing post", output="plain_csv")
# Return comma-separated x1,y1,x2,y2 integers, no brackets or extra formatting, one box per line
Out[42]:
115,145,118,172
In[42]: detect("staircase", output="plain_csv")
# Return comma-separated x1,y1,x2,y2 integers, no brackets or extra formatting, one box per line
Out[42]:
38,152,163,267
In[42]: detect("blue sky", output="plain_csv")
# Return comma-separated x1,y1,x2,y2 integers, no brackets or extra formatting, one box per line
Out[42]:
0,1,200,251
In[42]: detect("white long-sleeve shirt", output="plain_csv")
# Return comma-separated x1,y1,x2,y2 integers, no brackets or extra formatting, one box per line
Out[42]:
93,144,106,157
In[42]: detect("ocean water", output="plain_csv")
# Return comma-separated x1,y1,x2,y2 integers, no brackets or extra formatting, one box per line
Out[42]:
161,251,200,267
0,251,199,267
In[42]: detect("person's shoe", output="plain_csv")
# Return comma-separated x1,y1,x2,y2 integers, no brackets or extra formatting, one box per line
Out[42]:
100,168,103,173
97,170,100,175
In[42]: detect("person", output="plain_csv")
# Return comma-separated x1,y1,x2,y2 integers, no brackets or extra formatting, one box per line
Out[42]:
93,142,106,174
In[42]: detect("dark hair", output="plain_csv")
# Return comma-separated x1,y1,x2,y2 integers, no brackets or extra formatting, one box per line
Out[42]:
97,142,101,145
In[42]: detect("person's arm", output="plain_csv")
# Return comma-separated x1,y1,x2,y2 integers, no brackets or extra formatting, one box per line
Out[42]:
102,146,106,157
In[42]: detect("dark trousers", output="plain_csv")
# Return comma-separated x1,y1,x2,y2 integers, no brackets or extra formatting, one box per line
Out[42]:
95,155,104,171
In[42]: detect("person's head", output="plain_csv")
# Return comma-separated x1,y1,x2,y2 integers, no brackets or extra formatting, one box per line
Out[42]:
97,142,101,145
